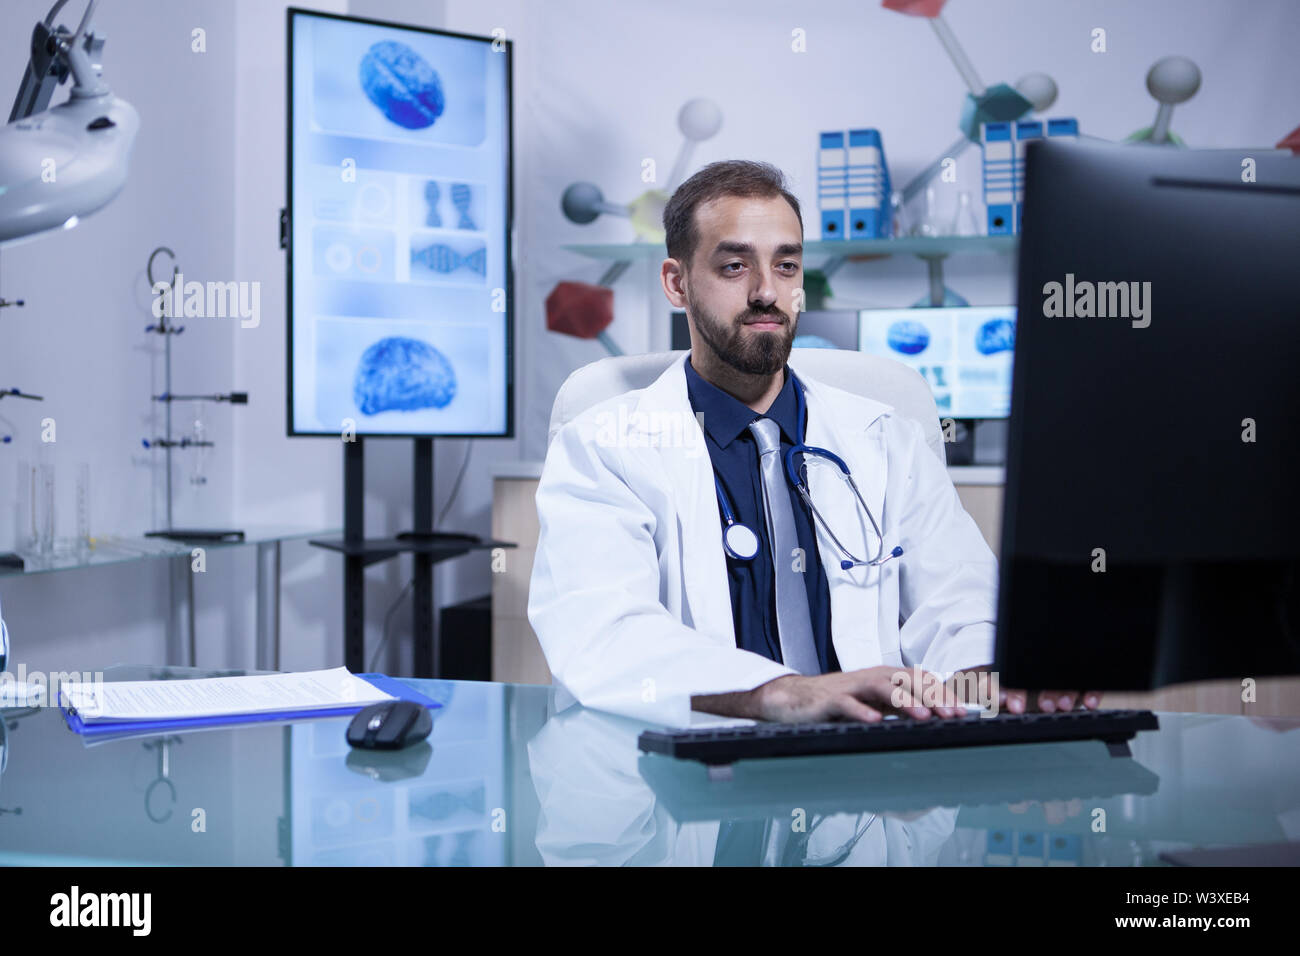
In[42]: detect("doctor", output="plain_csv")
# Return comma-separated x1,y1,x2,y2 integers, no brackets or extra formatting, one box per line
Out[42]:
529,159,1099,726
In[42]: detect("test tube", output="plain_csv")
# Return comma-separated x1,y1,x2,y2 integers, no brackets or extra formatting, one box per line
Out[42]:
37,462,55,555
77,462,91,553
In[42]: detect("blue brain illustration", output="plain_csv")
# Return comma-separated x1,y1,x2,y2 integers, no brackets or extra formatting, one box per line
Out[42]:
975,317,1016,355
359,41,445,130
886,320,931,355
354,337,456,415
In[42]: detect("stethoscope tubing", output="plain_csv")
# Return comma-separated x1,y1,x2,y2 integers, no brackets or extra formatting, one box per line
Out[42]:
713,373,902,570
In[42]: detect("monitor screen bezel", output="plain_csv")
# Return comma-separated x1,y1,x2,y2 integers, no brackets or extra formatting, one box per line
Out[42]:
285,7,514,439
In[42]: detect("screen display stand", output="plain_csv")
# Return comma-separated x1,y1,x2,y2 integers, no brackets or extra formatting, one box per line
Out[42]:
397,439,481,545
329,437,500,677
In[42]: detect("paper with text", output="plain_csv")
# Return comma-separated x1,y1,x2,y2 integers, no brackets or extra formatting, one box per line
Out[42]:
61,667,395,723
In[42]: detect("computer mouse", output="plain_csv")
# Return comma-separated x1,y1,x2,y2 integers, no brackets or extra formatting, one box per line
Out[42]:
346,700,432,750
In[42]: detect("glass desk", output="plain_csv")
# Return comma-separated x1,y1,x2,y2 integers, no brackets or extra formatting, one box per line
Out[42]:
1,666,1296,866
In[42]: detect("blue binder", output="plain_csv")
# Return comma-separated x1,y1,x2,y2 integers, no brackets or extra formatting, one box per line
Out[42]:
817,130,848,239
846,128,890,239
981,121,1015,235
60,673,442,738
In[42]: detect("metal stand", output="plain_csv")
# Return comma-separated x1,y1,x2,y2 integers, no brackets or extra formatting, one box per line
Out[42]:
411,439,436,676
343,439,366,674
143,245,245,543
255,540,281,672
166,554,195,666
322,438,508,678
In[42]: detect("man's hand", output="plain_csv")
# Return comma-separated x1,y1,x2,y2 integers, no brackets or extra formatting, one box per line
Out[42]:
693,666,965,723
1000,688,1102,713
951,665,1102,714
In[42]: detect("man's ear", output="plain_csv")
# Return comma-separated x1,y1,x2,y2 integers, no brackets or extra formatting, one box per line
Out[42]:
661,258,688,308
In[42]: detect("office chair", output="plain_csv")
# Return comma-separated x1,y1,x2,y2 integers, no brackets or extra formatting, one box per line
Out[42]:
546,348,944,463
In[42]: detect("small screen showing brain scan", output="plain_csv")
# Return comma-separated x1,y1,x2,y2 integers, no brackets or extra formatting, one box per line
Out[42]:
858,306,1017,419
289,12,511,436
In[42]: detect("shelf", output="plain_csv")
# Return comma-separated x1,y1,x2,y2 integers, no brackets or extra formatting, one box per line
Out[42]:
0,526,339,578
564,234,1017,262
309,535,515,568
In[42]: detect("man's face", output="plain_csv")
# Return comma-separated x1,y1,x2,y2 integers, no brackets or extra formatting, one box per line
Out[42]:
681,194,803,376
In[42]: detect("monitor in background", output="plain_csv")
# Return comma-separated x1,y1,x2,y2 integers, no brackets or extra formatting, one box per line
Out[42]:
857,306,1015,420
287,10,512,437
671,310,860,352
996,140,1300,691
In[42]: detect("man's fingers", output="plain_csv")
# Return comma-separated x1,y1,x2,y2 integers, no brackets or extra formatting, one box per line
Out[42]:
834,695,881,723
879,684,930,719
1001,688,1106,713
885,667,959,717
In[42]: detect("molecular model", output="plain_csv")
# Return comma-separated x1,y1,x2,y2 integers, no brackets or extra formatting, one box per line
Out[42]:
547,99,724,355
884,0,1204,208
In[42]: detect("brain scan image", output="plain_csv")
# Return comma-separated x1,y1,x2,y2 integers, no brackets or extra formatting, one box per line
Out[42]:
353,336,457,414
887,319,931,355
975,316,1016,355
359,41,446,130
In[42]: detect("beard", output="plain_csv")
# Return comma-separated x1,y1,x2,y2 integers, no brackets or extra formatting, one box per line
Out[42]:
686,289,797,376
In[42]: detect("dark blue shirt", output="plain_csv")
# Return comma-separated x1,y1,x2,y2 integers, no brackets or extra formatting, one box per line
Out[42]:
685,359,838,674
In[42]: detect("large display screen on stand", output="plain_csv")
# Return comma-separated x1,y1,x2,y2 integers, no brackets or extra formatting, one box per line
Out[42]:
287,9,512,437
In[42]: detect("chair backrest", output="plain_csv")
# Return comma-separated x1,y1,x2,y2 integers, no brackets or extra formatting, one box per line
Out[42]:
547,349,945,463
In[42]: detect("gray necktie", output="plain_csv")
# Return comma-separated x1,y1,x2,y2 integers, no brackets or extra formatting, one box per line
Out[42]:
749,417,820,675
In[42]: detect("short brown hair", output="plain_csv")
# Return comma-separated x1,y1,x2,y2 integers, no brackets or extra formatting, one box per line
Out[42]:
662,160,803,266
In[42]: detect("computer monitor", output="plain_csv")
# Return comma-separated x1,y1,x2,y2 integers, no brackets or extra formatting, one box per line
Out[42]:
286,9,513,437
858,306,1015,419
995,140,1300,690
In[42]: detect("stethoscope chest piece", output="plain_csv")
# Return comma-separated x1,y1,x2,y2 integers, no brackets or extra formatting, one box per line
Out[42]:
722,521,760,561
710,373,903,571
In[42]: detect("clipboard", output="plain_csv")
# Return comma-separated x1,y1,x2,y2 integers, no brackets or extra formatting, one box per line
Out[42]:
60,673,443,738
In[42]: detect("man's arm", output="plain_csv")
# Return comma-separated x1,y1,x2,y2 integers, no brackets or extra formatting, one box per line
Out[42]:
528,412,794,725
694,667,964,722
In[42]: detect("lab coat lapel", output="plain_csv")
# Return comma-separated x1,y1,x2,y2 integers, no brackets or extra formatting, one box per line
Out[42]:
800,376,893,671
632,356,735,647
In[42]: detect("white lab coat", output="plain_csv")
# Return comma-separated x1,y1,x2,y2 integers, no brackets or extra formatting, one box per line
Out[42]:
528,354,998,725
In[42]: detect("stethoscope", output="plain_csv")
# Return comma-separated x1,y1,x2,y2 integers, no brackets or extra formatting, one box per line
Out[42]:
714,374,903,571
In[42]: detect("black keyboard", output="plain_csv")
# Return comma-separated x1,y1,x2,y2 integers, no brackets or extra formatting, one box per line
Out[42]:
638,709,1159,765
